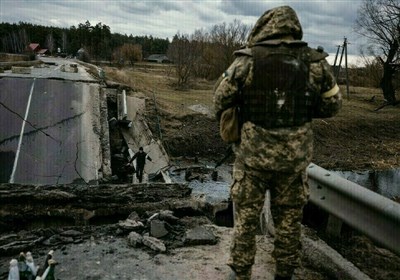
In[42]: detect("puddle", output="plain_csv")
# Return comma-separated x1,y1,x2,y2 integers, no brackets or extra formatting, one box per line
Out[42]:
332,169,400,199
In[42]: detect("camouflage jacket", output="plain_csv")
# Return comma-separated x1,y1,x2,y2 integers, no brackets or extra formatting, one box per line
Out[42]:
213,6,342,173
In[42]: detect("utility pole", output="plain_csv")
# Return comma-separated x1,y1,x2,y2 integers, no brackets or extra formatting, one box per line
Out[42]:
343,38,350,99
335,37,350,99
333,44,341,69
336,41,345,81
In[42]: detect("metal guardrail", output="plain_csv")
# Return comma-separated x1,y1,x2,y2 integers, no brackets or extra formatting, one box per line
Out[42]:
307,163,400,255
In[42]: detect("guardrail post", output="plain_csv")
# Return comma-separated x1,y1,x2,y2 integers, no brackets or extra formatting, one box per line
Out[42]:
326,214,343,238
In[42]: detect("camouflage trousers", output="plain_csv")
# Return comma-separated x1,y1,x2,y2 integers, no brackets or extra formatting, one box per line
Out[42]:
228,163,309,279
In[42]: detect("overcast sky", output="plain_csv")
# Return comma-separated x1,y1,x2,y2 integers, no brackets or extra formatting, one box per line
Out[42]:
1,0,366,55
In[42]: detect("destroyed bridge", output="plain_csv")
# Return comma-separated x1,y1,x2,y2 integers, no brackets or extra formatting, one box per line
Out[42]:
0,57,399,280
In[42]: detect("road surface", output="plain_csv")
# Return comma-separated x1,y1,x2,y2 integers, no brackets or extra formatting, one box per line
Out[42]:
0,57,102,184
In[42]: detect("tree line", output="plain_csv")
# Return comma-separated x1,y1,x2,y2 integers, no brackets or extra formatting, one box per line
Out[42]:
0,21,169,62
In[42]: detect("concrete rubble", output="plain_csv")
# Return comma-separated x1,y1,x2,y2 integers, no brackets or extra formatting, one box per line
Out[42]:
183,226,217,246
1,206,223,279
1,199,374,280
121,210,217,252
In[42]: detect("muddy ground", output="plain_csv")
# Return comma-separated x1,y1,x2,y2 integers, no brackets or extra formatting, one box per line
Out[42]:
154,87,400,172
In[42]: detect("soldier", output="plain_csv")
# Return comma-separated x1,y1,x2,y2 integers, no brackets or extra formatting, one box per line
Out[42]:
214,6,341,280
127,147,152,183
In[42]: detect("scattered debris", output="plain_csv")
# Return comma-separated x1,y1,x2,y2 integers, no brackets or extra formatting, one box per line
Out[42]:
183,226,217,246
1,206,222,278
150,220,169,238
127,232,142,248
142,235,166,252
118,219,145,232
123,208,218,253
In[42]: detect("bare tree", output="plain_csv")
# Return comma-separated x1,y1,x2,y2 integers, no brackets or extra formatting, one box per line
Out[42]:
167,33,198,88
19,29,29,53
190,29,212,79
355,0,400,104
120,43,143,66
167,20,250,86
207,20,250,78
359,46,384,87
61,31,68,53
2,29,29,53
46,33,55,55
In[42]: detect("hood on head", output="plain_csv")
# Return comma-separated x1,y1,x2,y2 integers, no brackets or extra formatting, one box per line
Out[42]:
247,5,303,46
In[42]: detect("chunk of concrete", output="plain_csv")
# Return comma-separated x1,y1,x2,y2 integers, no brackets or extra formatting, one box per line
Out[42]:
183,226,217,246
159,210,179,224
127,211,140,221
118,219,145,231
142,235,166,252
127,231,143,248
150,220,169,238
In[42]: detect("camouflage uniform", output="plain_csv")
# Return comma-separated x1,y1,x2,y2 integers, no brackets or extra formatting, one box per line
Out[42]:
213,6,341,280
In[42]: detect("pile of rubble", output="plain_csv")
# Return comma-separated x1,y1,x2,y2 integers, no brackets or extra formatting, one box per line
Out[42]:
122,210,217,253
1,208,219,279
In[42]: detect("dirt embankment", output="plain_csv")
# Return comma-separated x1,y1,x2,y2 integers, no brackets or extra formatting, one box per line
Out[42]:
312,87,400,171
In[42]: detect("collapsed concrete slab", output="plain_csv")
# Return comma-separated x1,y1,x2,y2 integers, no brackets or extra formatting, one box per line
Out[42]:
0,183,191,231
120,95,171,182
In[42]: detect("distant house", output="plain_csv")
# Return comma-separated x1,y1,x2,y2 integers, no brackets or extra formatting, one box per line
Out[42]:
145,54,171,63
27,43,48,56
28,43,40,53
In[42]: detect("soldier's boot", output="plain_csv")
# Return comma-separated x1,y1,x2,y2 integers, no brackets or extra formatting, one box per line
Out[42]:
228,268,251,280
